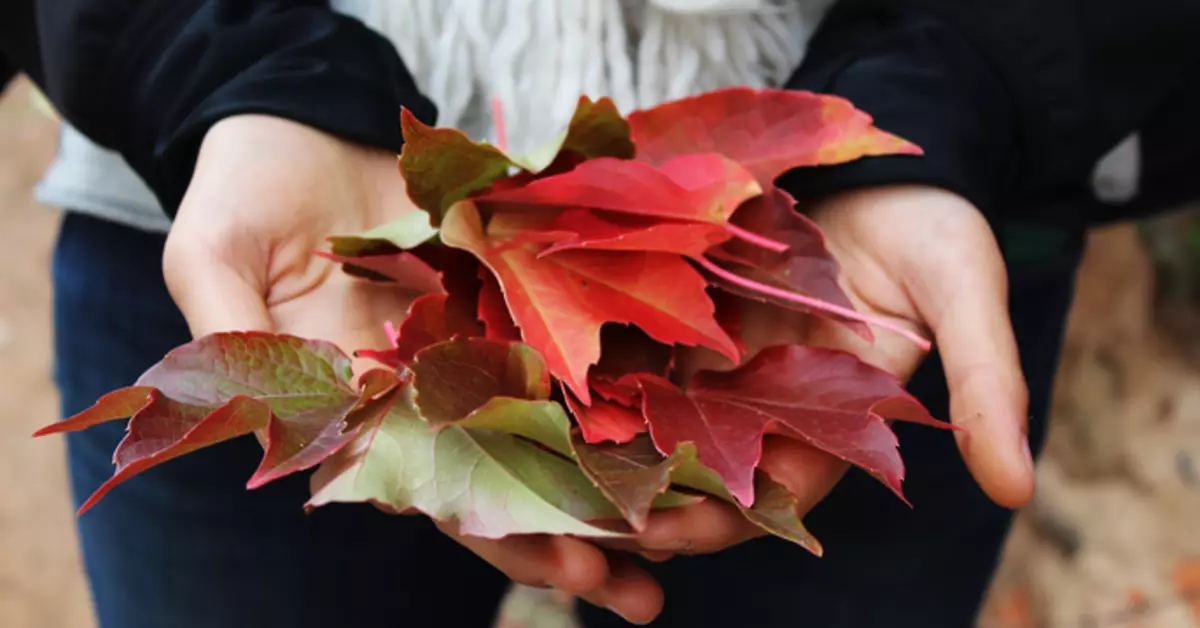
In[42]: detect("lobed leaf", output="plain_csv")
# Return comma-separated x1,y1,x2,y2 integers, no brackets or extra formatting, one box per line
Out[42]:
636,345,952,507
34,333,403,513
440,201,738,404
706,186,870,340
628,86,922,186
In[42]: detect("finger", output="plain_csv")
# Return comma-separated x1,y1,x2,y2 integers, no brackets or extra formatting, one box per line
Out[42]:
445,526,610,594
756,436,848,508
162,240,272,337
634,498,761,554
910,231,1034,508
578,552,665,625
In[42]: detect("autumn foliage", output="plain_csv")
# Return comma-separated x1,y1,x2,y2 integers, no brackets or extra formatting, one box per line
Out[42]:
35,87,952,554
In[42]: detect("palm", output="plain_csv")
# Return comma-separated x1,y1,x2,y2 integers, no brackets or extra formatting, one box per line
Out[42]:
164,115,417,362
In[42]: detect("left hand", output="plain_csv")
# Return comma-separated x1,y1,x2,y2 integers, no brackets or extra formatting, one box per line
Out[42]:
617,184,1035,558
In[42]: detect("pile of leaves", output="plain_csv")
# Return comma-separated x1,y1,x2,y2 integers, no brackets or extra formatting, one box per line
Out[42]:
36,87,951,554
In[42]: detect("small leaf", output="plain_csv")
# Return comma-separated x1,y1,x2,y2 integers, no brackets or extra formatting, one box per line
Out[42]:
326,211,439,256
307,393,626,539
440,202,738,404
399,108,517,224
363,292,485,367
708,186,869,339
628,87,922,186
670,449,821,554
571,434,684,531
411,337,551,425
315,250,443,292
514,96,635,172
563,386,647,445
637,345,951,507
476,154,761,226
35,333,385,511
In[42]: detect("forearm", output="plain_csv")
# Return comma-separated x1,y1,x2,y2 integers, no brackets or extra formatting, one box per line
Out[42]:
1,0,437,214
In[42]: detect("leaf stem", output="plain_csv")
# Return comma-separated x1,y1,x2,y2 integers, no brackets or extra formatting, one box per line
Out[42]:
491,96,508,152
724,223,789,253
694,256,932,350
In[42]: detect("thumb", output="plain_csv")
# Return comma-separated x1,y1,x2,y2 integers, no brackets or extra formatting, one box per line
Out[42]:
912,236,1034,509
162,236,273,338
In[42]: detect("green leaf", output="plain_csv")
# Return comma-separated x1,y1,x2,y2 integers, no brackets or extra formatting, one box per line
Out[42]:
670,448,821,554
514,96,635,172
399,108,518,225
411,337,552,425
307,391,627,539
326,211,439,257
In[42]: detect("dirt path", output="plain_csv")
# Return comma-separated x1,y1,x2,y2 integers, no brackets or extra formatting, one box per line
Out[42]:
0,79,94,628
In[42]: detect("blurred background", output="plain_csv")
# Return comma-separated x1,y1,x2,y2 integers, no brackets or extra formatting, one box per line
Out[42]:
3,72,1200,627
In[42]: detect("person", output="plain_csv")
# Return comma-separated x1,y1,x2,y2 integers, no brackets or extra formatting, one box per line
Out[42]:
3,0,1200,626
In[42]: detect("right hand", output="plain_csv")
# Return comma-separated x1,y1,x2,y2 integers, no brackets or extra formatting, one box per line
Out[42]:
165,114,663,624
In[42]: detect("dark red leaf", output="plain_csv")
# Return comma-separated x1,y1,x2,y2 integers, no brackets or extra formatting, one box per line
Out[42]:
571,434,682,531
636,345,952,507
364,292,485,367
628,87,922,186
708,186,870,340
411,337,551,425
315,250,443,293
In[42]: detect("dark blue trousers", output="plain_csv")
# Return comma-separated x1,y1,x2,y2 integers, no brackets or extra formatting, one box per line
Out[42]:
52,212,1079,627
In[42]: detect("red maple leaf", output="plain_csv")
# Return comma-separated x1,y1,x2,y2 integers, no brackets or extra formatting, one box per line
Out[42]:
627,86,922,185
440,201,738,404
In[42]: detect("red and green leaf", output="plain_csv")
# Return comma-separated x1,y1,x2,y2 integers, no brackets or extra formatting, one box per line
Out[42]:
35,333,403,513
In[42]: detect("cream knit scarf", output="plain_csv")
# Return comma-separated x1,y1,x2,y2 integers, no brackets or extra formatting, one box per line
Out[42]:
36,0,837,234
331,0,835,155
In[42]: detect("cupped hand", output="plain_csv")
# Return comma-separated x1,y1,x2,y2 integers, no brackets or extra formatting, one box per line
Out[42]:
163,115,660,624
622,184,1034,558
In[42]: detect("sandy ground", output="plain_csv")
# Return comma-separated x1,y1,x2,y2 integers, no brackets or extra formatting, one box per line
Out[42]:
0,80,95,628
4,75,1200,628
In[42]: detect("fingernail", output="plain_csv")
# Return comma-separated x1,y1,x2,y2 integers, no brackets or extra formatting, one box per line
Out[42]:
1021,437,1034,472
